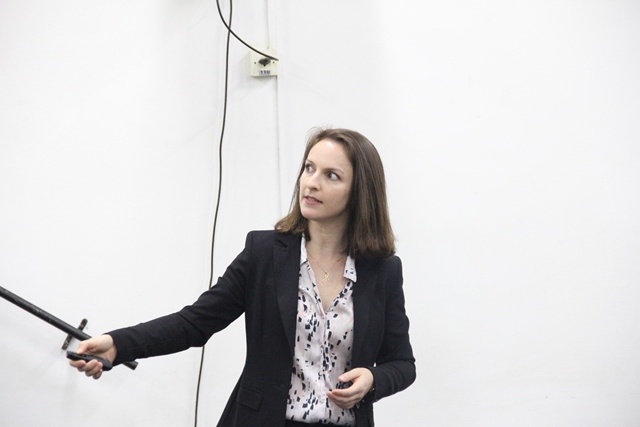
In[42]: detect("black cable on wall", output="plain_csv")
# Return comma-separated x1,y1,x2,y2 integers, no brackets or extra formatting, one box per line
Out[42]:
193,0,233,425
193,0,276,425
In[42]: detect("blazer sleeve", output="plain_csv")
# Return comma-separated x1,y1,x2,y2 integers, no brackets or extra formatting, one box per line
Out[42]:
367,257,416,403
109,232,254,366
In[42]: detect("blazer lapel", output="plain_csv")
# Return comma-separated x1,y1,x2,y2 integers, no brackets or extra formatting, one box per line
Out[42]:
273,233,302,357
352,257,378,366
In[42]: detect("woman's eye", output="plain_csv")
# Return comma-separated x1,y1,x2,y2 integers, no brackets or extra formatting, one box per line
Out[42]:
328,172,339,181
305,164,313,172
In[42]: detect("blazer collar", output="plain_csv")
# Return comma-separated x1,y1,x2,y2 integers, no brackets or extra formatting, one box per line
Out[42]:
352,257,378,365
273,232,302,356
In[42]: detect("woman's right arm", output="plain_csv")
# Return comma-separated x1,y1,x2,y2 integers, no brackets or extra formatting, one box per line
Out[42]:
70,232,256,379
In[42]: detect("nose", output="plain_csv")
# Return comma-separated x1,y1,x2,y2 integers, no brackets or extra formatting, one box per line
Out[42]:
305,170,320,190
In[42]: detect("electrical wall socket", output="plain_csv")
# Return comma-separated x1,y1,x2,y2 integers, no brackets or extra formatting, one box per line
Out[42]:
250,49,278,77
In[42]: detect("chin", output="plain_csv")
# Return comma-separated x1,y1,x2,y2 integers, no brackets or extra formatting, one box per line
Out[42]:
300,210,319,221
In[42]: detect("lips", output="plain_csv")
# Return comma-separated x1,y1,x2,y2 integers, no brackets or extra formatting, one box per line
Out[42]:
303,195,322,205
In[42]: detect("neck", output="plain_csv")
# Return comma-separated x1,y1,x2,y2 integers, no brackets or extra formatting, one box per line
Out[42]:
306,220,348,258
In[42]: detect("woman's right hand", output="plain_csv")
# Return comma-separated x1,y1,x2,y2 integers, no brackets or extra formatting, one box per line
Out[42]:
69,334,117,380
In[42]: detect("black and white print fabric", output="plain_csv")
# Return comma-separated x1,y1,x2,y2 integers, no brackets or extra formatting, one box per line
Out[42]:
286,237,357,426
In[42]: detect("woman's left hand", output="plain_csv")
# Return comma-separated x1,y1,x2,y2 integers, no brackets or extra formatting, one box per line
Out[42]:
326,368,374,409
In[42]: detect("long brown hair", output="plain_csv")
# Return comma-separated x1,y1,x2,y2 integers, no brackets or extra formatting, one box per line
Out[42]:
275,128,395,259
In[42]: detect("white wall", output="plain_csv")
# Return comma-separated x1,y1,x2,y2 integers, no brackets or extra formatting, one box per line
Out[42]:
1,1,639,426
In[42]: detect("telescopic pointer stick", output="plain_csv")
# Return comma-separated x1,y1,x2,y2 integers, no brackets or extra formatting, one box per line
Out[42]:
0,285,137,370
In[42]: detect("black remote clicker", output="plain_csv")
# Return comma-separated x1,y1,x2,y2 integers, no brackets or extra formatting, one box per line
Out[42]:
66,350,113,371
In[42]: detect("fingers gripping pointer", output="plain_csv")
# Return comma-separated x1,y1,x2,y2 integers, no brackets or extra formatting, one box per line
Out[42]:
68,334,118,380
326,368,374,410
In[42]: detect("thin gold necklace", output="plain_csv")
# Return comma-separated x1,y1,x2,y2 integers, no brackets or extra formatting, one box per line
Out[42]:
307,252,344,283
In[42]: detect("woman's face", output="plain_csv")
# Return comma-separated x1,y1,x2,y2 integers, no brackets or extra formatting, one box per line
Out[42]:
299,139,354,228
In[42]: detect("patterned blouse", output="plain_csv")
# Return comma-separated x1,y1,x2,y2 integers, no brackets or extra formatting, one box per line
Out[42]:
285,237,357,426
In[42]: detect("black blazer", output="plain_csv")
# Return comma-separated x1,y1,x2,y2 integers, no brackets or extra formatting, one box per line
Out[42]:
110,230,415,427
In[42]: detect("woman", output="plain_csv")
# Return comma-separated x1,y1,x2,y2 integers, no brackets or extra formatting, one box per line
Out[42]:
70,128,415,427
